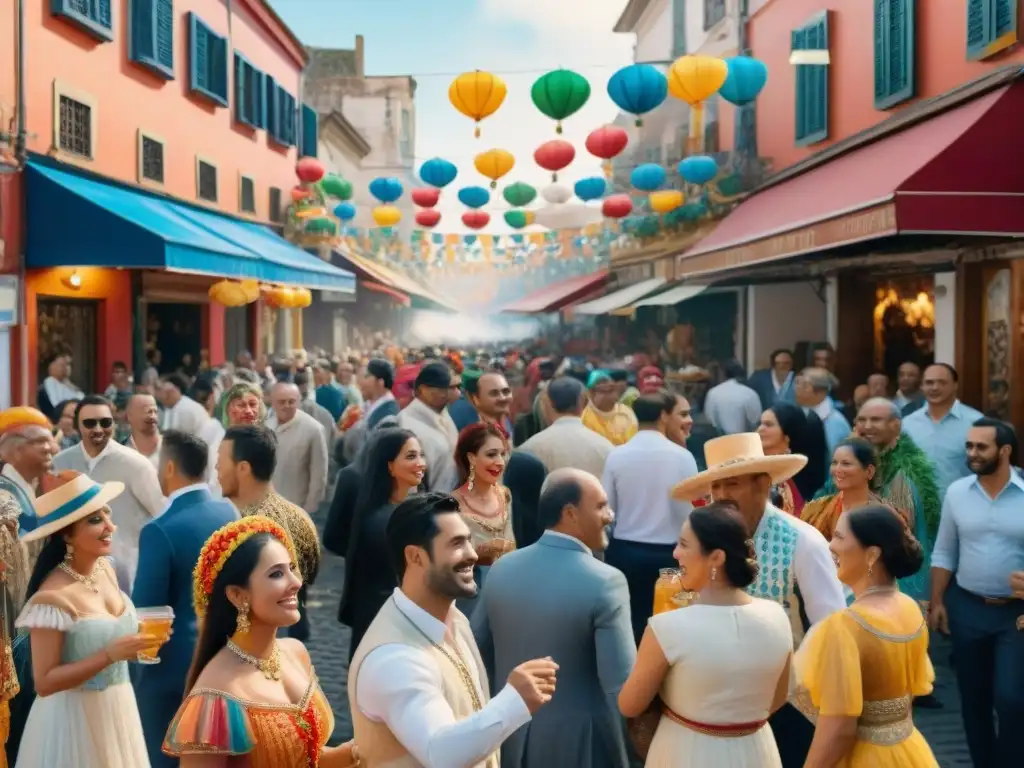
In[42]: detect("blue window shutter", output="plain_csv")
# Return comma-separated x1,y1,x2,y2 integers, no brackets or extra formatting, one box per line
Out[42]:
265,76,280,140
791,27,808,142
875,0,915,110
967,0,991,59
155,0,174,73
52,0,114,42
97,0,112,29
131,0,156,63
301,105,318,158
255,71,266,129
213,35,228,102
191,15,209,92
130,0,173,79
234,53,247,124
994,0,1017,40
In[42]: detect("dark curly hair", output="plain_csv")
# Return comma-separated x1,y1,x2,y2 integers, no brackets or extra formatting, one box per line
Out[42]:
688,502,759,588
454,423,507,485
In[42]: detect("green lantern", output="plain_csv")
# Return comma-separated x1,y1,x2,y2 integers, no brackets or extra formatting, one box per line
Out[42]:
305,217,337,236
531,69,591,134
503,182,537,207
319,174,353,200
504,210,528,229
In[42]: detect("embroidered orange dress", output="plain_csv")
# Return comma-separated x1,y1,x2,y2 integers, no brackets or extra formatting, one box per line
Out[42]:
162,672,334,767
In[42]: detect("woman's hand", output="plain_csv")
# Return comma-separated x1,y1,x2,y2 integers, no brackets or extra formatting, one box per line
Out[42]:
105,633,160,662
320,740,361,767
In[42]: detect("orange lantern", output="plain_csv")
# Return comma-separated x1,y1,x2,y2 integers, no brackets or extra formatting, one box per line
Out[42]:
292,288,313,308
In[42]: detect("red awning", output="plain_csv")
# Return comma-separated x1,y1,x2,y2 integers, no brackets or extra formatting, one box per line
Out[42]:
501,272,609,314
361,280,411,306
679,79,1024,277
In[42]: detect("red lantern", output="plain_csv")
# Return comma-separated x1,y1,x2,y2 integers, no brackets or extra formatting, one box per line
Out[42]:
533,139,576,181
290,186,310,203
411,188,441,208
416,208,442,228
296,157,325,184
586,125,629,161
462,211,490,230
602,194,633,219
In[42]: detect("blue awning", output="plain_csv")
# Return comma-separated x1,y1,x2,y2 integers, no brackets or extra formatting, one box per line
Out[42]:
25,161,355,292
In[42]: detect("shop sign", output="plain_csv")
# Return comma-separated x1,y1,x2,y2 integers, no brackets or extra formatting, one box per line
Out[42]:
0,275,18,327
319,288,356,304
677,203,898,276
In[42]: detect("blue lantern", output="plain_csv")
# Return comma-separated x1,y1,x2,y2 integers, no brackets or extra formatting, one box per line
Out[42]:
630,163,666,191
419,157,458,188
719,56,768,107
369,177,403,204
607,64,668,127
334,202,356,221
458,185,490,209
679,155,719,185
574,176,607,202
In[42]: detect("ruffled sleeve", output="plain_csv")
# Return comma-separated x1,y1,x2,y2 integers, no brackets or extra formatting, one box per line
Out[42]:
161,691,255,757
794,611,863,718
910,625,935,697
14,600,76,632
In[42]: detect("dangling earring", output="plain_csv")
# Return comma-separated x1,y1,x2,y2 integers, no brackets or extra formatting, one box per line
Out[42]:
467,465,476,492
64,543,74,563
235,600,251,635
868,563,875,577
711,567,718,582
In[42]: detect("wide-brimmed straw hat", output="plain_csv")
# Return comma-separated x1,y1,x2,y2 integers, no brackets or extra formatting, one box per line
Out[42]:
21,471,124,543
671,433,807,501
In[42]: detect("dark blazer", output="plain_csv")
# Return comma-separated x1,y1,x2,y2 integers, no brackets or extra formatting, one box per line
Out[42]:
367,397,401,430
748,368,796,411
505,450,547,548
448,395,479,432
323,463,361,558
132,486,238,768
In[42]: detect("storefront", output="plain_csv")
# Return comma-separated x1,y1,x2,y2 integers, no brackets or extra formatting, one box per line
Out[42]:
14,157,354,402
673,66,1024,404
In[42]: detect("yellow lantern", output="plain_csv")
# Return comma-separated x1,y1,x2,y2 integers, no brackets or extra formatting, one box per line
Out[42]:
667,56,728,153
372,205,402,227
649,190,684,214
474,148,515,189
240,280,260,304
449,70,508,137
523,210,536,226
208,280,248,307
292,288,313,309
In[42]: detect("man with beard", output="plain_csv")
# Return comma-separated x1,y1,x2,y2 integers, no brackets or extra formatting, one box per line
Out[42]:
350,492,558,768
53,395,164,589
123,393,162,469
930,418,1024,768
472,470,634,768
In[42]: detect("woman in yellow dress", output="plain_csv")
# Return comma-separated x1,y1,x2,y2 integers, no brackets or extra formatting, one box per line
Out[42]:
581,370,638,446
163,517,358,767
795,505,939,767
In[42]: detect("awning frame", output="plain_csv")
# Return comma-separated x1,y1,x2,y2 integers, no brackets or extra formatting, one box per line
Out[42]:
500,271,609,314
574,277,667,315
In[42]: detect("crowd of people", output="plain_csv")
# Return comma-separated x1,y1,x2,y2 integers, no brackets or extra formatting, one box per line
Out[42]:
0,339,1020,767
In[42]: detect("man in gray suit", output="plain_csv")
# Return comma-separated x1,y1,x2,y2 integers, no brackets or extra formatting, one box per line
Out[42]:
472,468,636,768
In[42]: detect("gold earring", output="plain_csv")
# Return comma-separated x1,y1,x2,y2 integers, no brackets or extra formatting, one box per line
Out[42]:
868,563,874,577
235,600,251,635
468,465,476,492
711,567,718,582
64,543,74,563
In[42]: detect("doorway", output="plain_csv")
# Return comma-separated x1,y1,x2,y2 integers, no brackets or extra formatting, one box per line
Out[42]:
37,297,98,392
147,303,202,376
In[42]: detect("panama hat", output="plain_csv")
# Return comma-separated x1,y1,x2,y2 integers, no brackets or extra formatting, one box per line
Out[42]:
21,471,124,543
671,433,808,502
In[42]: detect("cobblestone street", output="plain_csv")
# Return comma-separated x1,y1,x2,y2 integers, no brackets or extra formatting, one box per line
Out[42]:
305,499,973,764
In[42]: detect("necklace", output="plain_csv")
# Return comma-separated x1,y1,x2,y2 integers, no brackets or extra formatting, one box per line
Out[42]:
458,486,509,534
58,561,99,593
227,639,282,681
858,585,898,600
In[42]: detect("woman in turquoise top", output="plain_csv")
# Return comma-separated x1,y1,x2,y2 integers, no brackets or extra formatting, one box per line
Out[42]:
12,471,166,768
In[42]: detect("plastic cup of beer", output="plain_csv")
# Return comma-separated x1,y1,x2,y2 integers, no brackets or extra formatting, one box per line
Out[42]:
136,606,174,664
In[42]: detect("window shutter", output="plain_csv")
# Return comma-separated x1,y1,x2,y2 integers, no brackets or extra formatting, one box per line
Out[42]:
873,1,886,103
994,0,1017,39
132,0,156,62
212,35,228,101
155,0,174,71
967,0,991,58
265,76,279,140
301,105,318,158
191,15,208,92
806,15,828,139
791,27,808,141
874,0,915,109
98,0,112,28
234,53,247,124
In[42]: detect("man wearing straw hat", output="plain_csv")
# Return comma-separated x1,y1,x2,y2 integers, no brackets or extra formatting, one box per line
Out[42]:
672,433,846,768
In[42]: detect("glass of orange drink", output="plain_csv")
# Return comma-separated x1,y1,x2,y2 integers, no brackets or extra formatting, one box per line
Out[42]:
136,606,174,664
653,569,682,615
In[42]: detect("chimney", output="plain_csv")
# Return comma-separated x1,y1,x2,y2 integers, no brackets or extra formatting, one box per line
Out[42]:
355,35,365,77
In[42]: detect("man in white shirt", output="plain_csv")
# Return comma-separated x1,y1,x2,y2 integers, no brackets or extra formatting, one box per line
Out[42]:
400,361,460,493
39,353,84,420
703,359,762,434
350,492,558,768
124,393,162,469
519,377,613,478
268,382,328,514
157,373,208,436
603,391,699,642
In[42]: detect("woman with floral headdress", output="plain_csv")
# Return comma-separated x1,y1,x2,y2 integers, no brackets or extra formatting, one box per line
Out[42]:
163,517,358,767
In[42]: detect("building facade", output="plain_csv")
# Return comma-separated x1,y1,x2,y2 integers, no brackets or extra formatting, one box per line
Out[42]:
0,0,352,407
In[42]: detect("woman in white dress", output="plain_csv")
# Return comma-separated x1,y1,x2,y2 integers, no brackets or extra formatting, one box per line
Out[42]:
619,502,794,767
13,471,164,768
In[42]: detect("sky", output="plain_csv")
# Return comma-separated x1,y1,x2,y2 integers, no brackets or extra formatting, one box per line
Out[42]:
269,0,637,233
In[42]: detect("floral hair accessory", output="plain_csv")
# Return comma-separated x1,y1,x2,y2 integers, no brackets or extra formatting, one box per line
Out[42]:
192,516,298,619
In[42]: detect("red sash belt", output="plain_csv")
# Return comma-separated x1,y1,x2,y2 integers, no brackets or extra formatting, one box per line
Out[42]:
662,706,766,738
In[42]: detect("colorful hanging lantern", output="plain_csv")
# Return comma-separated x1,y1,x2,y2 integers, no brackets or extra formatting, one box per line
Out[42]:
411,188,441,207
574,176,607,202
541,184,572,205
290,186,310,203
263,286,294,309
718,56,769,106
504,210,535,229
679,155,719,185
606,64,668,126
602,195,632,219
419,157,458,188
585,125,629,162
631,163,666,191
534,139,576,182
319,174,352,200
457,186,490,209
291,288,313,309
372,205,402,227
668,55,728,152
208,280,250,308
474,149,515,190
416,209,441,228
462,211,490,230
304,217,338,238
503,182,537,207
296,157,326,184
449,70,508,137
649,190,684,214
531,69,591,134
369,177,404,204
334,202,356,221
240,279,260,303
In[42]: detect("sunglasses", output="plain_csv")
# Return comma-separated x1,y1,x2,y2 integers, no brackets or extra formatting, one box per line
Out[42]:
81,418,114,430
